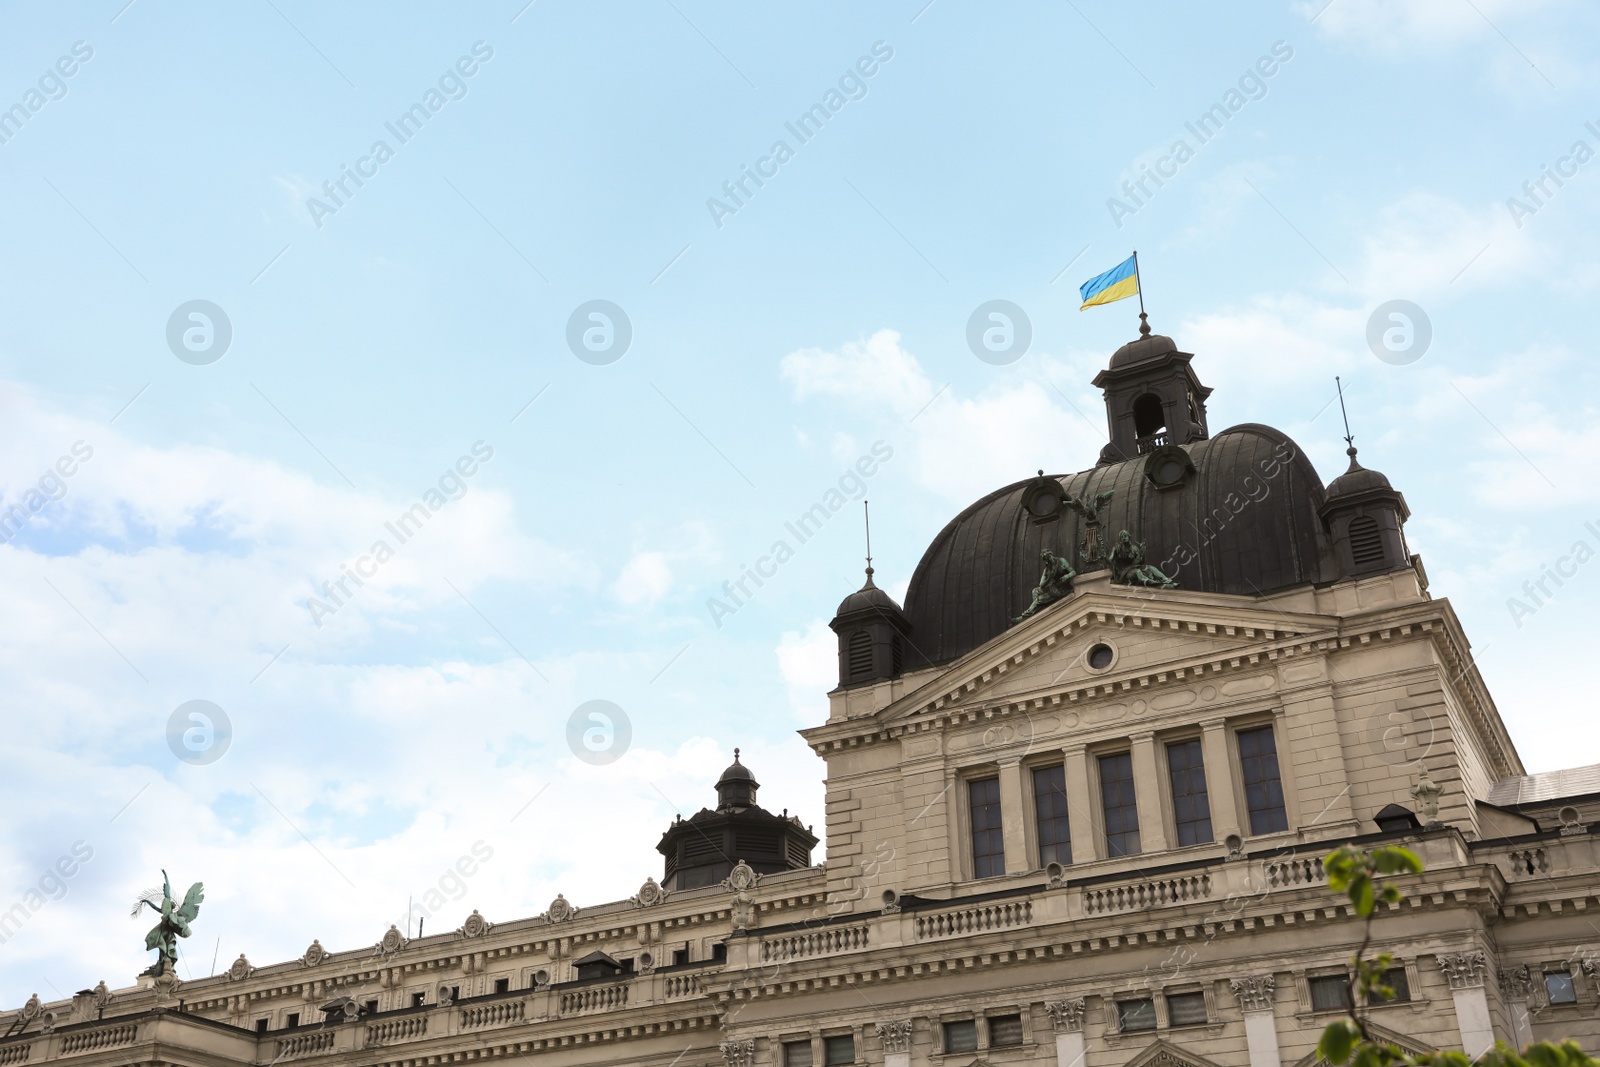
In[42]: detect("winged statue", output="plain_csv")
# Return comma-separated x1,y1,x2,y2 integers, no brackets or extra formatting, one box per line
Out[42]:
130,870,204,976
1062,488,1115,525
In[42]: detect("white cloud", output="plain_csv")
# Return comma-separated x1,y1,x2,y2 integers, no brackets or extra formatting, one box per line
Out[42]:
1305,0,1553,55
780,329,935,420
777,620,836,723
612,550,673,607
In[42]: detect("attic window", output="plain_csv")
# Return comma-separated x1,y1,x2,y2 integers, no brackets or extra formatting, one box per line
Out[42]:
847,630,873,679
1349,516,1385,566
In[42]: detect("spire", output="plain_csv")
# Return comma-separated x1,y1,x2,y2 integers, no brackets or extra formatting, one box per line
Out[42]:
862,500,875,585
1336,375,1360,471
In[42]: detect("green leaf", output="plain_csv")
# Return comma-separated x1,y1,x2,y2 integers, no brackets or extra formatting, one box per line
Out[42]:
1351,872,1375,916
1374,846,1423,875
1321,1021,1359,1065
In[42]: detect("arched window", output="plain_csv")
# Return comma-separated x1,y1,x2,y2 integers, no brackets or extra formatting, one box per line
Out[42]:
847,630,873,680
1348,515,1385,566
1133,393,1166,438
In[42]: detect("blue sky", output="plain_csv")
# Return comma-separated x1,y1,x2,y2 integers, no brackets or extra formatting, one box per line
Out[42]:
2,0,1599,1004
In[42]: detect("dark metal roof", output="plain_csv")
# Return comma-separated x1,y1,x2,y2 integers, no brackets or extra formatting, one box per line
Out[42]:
899,423,1337,670
1487,764,1600,806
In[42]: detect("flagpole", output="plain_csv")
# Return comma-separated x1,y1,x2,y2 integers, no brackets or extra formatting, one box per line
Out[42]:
1132,250,1150,337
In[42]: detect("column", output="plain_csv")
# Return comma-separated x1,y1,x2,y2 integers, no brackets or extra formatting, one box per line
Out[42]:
1229,976,1281,1067
1440,952,1493,1058
1063,745,1097,865
1128,731,1169,853
1201,718,1242,842
998,758,1030,874
1045,999,1085,1067
876,1021,912,1067
1500,966,1534,1048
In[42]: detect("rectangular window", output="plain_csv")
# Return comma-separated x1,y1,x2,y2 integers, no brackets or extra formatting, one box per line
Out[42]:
943,1020,978,1054
1166,738,1214,846
493,978,509,994
256,1019,269,1034
1377,967,1410,1004
969,777,1006,877
1117,998,1156,1032
1033,764,1072,866
1099,752,1142,857
672,947,689,966
823,1035,855,1066
783,1041,814,1067
1309,976,1353,1013
1546,971,1577,1005
364,1000,379,1016
411,992,426,1007
987,1014,1024,1047
1238,726,1289,834
1167,991,1208,1027
285,1012,301,1028
713,942,727,962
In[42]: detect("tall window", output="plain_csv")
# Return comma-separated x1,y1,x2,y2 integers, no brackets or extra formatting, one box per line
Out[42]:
1238,726,1289,834
1033,764,1072,865
1098,752,1141,857
969,777,1005,877
1166,739,1213,846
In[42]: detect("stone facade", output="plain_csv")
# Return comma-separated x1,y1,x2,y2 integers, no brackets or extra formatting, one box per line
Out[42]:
6,330,1600,1067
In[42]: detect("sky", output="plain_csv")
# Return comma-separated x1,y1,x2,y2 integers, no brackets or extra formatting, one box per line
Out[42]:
2,0,1599,1006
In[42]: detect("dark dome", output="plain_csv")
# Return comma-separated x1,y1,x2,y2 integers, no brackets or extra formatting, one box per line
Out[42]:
1325,449,1393,500
717,750,757,787
899,424,1338,669
1110,332,1177,368
834,572,902,616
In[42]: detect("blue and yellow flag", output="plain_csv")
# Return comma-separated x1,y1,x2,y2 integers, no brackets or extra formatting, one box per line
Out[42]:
1079,255,1139,310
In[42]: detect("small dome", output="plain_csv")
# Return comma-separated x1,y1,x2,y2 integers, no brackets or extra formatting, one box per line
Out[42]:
1110,332,1177,368
1325,449,1393,500
717,749,757,787
834,571,902,617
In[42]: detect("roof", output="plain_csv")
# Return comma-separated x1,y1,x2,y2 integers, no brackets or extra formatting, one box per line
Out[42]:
899,423,1336,669
1486,764,1600,806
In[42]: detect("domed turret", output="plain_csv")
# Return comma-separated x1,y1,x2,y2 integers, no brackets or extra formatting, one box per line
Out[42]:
829,568,910,689
1318,446,1411,578
656,751,818,891
1091,319,1212,464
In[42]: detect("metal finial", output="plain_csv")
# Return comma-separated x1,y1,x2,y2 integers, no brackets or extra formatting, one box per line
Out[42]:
863,500,874,580
1336,376,1357,461
733,747,740,762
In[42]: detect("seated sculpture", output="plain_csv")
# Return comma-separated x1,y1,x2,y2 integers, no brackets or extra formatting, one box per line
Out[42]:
1109,530,1177,588
1016,549,1076,621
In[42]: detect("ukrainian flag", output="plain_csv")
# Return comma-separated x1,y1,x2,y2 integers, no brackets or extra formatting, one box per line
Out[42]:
1079,255,1139,310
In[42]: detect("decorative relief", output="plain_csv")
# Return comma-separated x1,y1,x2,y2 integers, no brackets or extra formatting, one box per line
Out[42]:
631,877,669,908
301,939,328,967
1500,964,1534,999
1411,769,1443,827
226,954,254,982
1559,806,1588,836
541,894,578,923
456,910,492,939
722,861,761,894
876,1021,913,1053
375,925,408,959
91,981,112,1013
720,1039,756,1067
726,861,759,932
1438,951,1488,990
1230,975,1275,1012
1045,998,1085,1032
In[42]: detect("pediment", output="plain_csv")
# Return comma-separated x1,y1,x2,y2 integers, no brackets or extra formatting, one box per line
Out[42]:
1125,1037,1228,1067
878,584,1332,729
1287,1021,1434,1067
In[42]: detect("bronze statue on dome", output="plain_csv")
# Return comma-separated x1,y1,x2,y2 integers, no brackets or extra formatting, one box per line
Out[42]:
1109,530,1177,588
1016,549,1076,621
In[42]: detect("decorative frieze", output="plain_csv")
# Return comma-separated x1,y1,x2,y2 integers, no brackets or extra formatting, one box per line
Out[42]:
1230,975,1275,1012
1045,998,1085,1032
876,1021,913,1053
1438,951,1488,990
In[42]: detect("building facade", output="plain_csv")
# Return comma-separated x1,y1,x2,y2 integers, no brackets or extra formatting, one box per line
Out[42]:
6,326,1600,1067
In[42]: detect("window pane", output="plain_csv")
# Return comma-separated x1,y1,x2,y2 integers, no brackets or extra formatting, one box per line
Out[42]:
1033,764,1072,866
988,1015,1023,1047
1546,972,1577,1005
1167,991,1207,1026
944,1020,978,1053
1099,753,1142,856
1378,967,1410,1004
1238,727,1289,834
823,1035,854,1066
784,1043,813,1067
969,778,1005,878
1166,739,1213,846
1117,998,1156,1032
1310,976,1352,1012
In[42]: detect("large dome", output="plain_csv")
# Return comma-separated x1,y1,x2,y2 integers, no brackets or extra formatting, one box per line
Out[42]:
898,423,1337,670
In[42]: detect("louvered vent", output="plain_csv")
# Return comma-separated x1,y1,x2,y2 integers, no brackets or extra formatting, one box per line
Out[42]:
891,635,902,675
1349,515,1385,567
847,630,873,679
